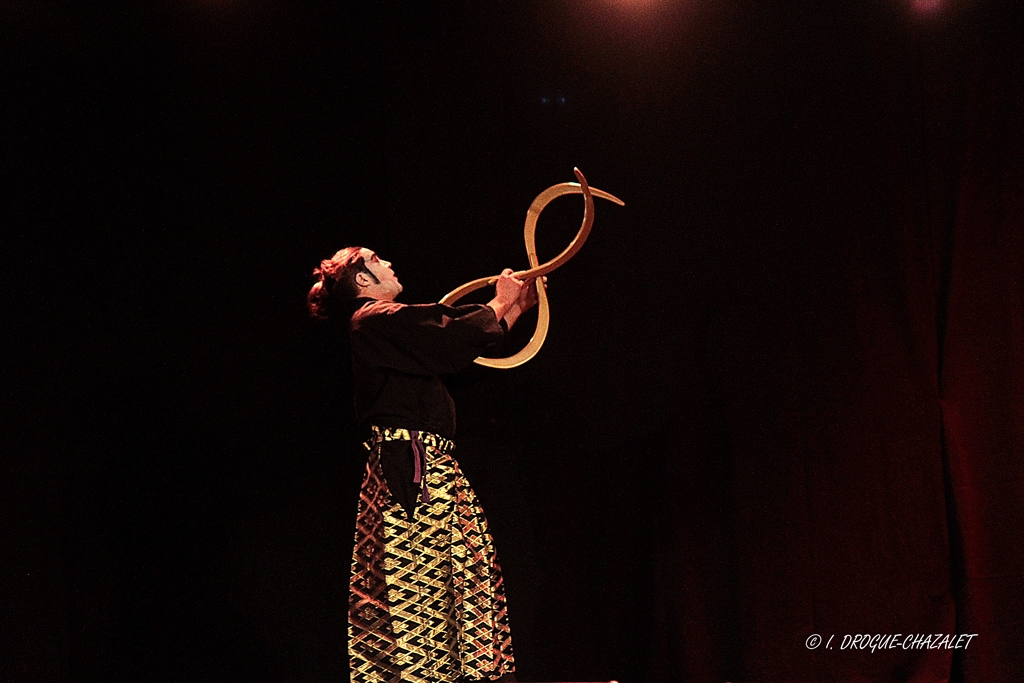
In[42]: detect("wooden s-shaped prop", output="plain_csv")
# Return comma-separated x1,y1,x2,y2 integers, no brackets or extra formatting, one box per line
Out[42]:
439,168,625,368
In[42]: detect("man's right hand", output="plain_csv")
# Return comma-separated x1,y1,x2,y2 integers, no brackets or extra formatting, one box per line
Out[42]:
516,276,544,313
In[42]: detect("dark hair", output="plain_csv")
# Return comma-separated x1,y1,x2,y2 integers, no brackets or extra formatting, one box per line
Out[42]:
307,246,378,319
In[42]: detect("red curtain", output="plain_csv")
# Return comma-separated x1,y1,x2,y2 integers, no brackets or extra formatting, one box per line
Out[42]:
940,21,1024,681
653,6,1023,682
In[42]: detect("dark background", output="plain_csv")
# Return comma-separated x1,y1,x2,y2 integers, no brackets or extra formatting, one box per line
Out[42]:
3,0,1022,681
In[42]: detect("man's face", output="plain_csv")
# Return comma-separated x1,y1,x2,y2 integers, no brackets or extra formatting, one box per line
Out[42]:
358,248,403,299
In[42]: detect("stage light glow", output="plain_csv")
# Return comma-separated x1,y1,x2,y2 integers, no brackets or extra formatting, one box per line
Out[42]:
912,0,943,13
608,0,661,7
601,0,668,16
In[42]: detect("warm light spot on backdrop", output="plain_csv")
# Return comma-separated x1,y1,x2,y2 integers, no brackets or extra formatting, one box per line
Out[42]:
912,0,944,14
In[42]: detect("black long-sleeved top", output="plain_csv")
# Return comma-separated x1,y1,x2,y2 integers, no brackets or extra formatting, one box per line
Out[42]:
348,297,506,439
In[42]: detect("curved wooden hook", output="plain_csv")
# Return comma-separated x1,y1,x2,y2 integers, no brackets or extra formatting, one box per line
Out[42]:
440,168,625,369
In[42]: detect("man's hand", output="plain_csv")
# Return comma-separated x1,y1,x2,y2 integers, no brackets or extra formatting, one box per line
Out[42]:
494,269,526,307
516,276,545,313
487,269,526,322
497,275,546,330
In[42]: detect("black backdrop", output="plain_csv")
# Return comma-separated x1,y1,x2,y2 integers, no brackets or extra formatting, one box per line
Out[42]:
3,1,1022,682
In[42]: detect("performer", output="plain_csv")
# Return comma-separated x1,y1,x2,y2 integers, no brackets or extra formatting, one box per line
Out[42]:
308,246,537,683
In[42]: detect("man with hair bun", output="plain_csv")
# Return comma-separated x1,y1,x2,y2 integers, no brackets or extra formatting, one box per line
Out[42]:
309,246,536,683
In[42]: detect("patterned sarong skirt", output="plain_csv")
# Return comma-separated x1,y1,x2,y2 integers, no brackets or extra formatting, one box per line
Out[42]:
349,426,515,682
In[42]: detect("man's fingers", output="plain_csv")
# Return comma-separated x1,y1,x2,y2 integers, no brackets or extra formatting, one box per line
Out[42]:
498,268,523,285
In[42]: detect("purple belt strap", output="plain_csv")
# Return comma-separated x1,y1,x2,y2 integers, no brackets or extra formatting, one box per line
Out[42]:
409,430,431,503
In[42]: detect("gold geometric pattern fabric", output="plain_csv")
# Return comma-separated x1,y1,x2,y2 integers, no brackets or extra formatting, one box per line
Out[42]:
349,428,515,683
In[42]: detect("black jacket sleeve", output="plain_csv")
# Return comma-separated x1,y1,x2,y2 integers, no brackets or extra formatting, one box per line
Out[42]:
350,300,504,375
